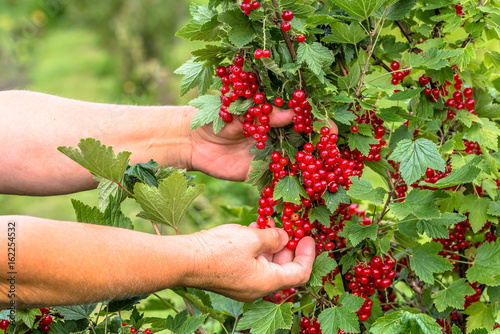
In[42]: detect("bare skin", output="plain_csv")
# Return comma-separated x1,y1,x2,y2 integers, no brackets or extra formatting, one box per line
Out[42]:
0,90,337,307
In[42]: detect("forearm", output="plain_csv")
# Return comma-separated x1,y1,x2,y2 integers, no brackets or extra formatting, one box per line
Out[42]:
0,215,193,308
0,91,195,195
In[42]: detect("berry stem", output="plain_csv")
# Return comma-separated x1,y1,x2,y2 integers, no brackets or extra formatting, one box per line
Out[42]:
376,174,401,224
153,292,180,313
152,222,162,236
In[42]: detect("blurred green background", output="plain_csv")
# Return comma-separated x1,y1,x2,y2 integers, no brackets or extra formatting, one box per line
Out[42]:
0,0,260,236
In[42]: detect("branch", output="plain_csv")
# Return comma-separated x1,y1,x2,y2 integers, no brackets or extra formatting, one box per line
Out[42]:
271,0,309,97
355,36,373,98
395,20,413,44
376,174,401,224
336,54,348,76
406,270,426,313
360,45,391,72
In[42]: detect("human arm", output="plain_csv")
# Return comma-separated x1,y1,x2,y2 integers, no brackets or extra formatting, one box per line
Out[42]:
0,90,303,195
0,215,315,307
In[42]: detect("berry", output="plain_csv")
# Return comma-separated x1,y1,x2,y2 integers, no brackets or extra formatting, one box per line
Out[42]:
274,97,283,106
351,125,359,133
297,34,305,43
464,87,473,98
281,22,291,31
254,49,263,59
390,60,400,71
282,10,294,21
0,320,9,330
263,49,271,58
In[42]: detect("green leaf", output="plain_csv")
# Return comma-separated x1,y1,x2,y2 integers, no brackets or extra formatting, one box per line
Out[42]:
296,42,335,77
96,177,128,211
373,0,417,20
488,200,500,216
261,57,283,77
125,160,160,187
189,94,224,132
72,197,134,230
322,187,350,213
174,58,213,96
206,292,245,318
273,175,308,205
450,45,476,71
334,0,386,19
338,219,378,247
176,6,220,42
433,278,476,312
459,195,494,233
419,158,482,188
57,304,98,321
464,118,500,150
370,311,442,334
348,133,379,156
15,309,40,328
389,188,440,220
388,88,425,101
236,301,293,334
165,310,208,334
247,160,273,193
410,242,453,284
406,47,462,70
309,205,332,227
485,50,500,71
218,9,255,48
416,213,466,239
134,172,204,228
58,138,131,183
308,252,338,287
322,22,367,44
338,62,361,91
364,159,396,179
463,302,496,333
228,98,254,115
332,107,357,125
467,241,500,286
347,177,385,206
108,296,145,312
317,293,364,333
389,138,445,186
436,191,464,213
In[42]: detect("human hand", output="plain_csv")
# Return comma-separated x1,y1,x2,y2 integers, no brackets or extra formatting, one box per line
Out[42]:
187,106,297,181
179,223,315,302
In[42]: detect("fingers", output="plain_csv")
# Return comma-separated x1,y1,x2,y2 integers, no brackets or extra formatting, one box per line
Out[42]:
276,236,316,287
268,108,295,127
254,227,288,255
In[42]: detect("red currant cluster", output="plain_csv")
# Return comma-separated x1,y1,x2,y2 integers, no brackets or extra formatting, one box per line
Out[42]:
463,282,482,308
0,320,9,332
27,307,53,332
262,288,297,304
280,10,293,32
345,256,396,321
239,0,260,15
216,55,273,150
455,4,465,16
314,217,347,256
387,161,408,202
389,60,411,86
349,108,386,162
299,316,322,334
288,90,313,134
253,48,270,59
414,165,456,191
462,139,482,155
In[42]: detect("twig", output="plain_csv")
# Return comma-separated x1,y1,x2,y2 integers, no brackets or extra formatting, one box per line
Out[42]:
461,35,472,48
376,174,401,224
392,286,418,308
336,54,348,76
360,45,391,72
152,222,161,236
395,20,413,44
184,300,207,334
432,9,443,39
406,269,426,313
271,0,309,97
153,292,179,313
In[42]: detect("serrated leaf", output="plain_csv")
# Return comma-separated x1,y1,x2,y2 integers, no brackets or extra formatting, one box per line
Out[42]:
463,302,496,333
57,304,98,321
72,197,133,230
370,311,442,334
273,175,308,205
389,138,445,186
464,118,500,150
419,157,482,188
334,0,386,19
189,94,223,132
309,205,332,227
338,62,361,91
450,44,476,71
338,219,378,247
364,159,396,179
331,105,356,125
433,278,475,312
174,58,213,96
236,301,292,334
279,63,301,73
15,309,40,329
416,213,466,239
467,241,500,286
389,188,440,220
96,177,128,211
459,195,494,233
488,200,500,216
317,293,364,333
322,22,367,44
348,133,379,156
246,160,273,192
228,98,254,115
206,292,244,317
322,187,350,213
308,252,338,287
296,42,335,77
177,314,208,334
485,50,500,72
347,177,385,206
218,9,255,48
108,296,145,312
387,88,424,101
176,9,220,42
58,138,131,183
134,172,204,228
410,242,453,284
125,160,160,187
406,47,462,70
373,0,417,20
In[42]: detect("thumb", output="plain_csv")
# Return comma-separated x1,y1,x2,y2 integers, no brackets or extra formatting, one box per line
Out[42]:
254,228,289,255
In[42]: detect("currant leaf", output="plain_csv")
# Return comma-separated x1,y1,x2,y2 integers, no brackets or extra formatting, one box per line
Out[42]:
236,301,293,334
307,252,338,287
317,293,364,334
